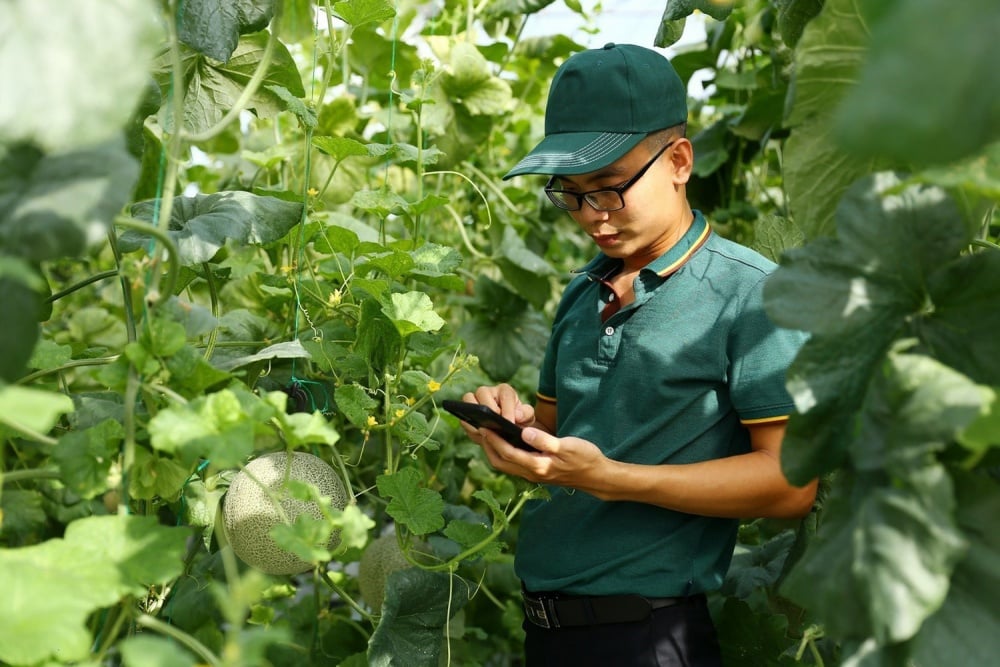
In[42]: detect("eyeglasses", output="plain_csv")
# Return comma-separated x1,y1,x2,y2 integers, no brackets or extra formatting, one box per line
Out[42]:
544,140,676,212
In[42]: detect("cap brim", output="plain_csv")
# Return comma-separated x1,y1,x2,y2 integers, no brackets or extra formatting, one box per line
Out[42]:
502,131,645,180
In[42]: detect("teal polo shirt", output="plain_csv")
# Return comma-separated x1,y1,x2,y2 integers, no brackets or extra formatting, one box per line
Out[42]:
516,211,806,598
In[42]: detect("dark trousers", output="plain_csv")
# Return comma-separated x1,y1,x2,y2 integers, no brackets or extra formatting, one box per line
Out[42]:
523,595,723,667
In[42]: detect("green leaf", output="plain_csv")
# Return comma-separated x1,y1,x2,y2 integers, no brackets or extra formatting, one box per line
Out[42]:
0,140,139,262
852,353,992,475
0,386,74,438
383,292,446,337
214,340,311,372
177,0,274,63
458,277,549,381
124,191,303,266
443,519,502,559
661,0,734,22
786,0,868,127
368,569,470,666
773,0,825,47
783,115,878,239
376,467,445,535
749,214,803,264
0,515,188,665
330,0,396,28
767,175,971,481
0,489,47,539
919,251,1000,385
722,531,796,601
355,299,403,374
781,466,967,644
120,635,199,667
130,447,194,501
52,419,123,499
334,383,379,429
714,597,793,667
912,472,1000,666
155,31,305,134
0,273,41,383
0,0,159,150
834,0,1000,165
148,389,256,468
351,189,409,219
312,136,370,161
957,389,1000,456
271,512,335,565
441,43,514,117
26,339,73,372
274,410,341,448
265,84,317,129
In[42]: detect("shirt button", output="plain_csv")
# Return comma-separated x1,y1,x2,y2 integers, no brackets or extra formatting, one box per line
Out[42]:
604,326,615,336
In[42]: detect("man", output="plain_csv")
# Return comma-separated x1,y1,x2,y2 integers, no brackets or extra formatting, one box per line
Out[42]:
457,43,817,666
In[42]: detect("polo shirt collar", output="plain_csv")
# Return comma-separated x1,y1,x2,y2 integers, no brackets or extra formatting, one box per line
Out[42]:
575,210,712,279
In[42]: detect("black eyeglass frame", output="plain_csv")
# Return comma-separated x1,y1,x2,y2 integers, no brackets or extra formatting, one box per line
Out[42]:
543,140,676,212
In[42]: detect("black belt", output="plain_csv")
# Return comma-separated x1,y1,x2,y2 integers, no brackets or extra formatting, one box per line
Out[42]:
522,590,699,629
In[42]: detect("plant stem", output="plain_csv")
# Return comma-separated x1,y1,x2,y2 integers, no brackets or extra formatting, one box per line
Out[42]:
45,269,120,304
1,467,61,485
136,614,222,666
319,569,374,622
16,356,120,385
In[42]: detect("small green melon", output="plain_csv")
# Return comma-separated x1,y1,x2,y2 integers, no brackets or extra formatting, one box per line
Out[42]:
358,534,418,613
223,451,348,575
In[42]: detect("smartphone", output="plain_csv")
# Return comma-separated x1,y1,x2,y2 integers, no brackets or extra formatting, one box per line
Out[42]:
442,400,537,452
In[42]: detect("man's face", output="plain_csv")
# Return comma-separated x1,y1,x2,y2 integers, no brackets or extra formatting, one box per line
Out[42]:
550,139,692,270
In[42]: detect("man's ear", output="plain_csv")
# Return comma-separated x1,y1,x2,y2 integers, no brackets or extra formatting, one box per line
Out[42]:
669,138,694,185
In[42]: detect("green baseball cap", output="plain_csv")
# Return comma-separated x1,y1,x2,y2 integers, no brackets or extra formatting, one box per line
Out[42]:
503,43,688,180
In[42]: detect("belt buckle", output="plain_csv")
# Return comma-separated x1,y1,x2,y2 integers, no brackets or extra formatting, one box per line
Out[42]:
523,595,554,629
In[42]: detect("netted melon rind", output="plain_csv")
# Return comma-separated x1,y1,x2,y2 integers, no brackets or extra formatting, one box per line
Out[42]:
222,451,348,575
358,534,416,613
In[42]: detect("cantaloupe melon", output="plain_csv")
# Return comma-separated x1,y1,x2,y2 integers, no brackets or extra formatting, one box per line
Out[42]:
222,451,348,575
358,534,418,613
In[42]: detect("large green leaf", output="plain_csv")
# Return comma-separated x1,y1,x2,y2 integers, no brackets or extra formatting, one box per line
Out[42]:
765,174,970,481
785,0,868,127
912,472,1000,666
123,191,303,266
0,141,139,262
783,0,873,238
155,31,305,134
781,465,967,645
917,251,1000,385
0,385,74,440
783,116,878,238
148,388,261,469
440,42,514,117
330,0,395,28
851,353,991,476
0,0,159,150
0,515,188,665
178,0,274,63
376,467,445,536
457,276,549,382
834,0,1000,166
368,569,470,667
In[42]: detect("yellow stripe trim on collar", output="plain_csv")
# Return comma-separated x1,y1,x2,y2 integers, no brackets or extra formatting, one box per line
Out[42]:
656,221,712,278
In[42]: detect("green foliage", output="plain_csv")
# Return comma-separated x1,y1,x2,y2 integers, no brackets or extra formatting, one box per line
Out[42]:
1,0,998,665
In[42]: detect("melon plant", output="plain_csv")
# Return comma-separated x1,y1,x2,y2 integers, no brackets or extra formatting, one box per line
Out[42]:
223,451,349,575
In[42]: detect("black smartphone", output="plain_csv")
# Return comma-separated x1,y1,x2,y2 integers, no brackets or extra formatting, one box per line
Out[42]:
442,400,537,452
